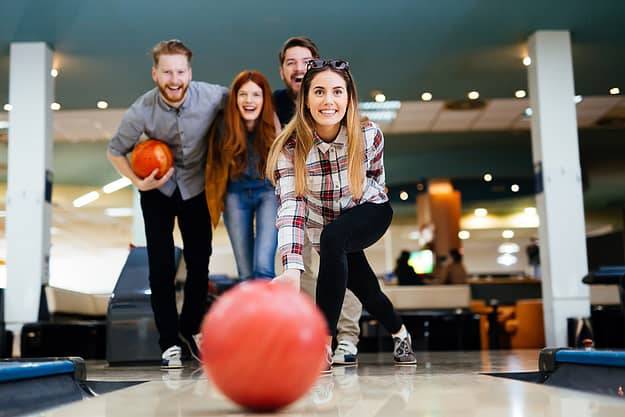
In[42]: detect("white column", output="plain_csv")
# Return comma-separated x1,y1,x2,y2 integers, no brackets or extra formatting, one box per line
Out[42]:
528,31,589,347
5,43,54,331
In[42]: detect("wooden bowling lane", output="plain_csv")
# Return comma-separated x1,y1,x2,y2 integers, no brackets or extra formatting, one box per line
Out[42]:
37,351,625,417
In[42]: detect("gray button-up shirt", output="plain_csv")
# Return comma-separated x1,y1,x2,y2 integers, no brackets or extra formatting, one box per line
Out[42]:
108,81,228,200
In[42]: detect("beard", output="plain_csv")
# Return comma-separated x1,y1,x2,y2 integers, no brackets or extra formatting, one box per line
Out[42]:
157,81,190,106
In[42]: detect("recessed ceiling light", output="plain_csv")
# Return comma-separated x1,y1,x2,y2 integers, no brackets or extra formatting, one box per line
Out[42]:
511,184,520,192
50,68,58,77
502,230,514,239
467,91,480,100
97,100,109,109
374,93,386,103
50,102,61,111
609,87,620,95
524,207,536,215
458,230,470,240
399,191,409,201
3,104,12,112
421,92,432,101
515,90,526,99
522,56,532,66
474,208,488,217
483,173,493,182
574,95,583,104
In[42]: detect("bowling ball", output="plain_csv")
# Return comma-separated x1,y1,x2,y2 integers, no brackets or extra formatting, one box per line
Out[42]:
200,281,327,411
130,139,173,179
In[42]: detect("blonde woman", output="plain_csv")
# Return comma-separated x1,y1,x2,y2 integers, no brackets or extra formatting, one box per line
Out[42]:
266,59,416,370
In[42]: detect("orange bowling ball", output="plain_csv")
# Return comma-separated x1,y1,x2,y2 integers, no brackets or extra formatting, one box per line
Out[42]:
130,139,173,179
200,281,327,411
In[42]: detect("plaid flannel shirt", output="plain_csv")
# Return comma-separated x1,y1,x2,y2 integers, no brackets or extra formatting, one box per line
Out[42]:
274,121,388,271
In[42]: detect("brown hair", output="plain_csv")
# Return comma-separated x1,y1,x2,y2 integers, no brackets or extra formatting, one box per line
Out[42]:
266,65,365,199
151,39,193,67
223,70,277,179
278,36,320,65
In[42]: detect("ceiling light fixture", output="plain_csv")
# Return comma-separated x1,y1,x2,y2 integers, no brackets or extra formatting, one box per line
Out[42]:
524,207,536,215
102,177,132,194
511,184,520,192
374,93,386,103
50,68,59,77
97,100,109,109
458,230,470,240
483,173,493,182
467,91,480,100
522,56,532,66
399,191,409,201
474,208,488,217
3,104,12,112
609,87,620,95
73,191,100,208
50,102,61,111
514,90,526,99
502,230,514,239
574,95,583,104
421,92,433,101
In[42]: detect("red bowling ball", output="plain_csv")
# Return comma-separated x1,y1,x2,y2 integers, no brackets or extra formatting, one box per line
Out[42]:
130,139,173,179
200,281,327,411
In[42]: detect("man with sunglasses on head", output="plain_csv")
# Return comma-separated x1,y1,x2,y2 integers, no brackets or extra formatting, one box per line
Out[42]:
273,36,363,366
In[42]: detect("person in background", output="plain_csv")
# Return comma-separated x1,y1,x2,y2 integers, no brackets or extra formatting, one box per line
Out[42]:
205,70,279,281
267,58,417,370
107,40,228,369
394,250,426,285
273,36,363,365
445,248,468,284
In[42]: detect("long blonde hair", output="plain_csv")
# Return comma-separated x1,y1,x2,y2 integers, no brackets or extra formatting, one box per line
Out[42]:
266,65,364,199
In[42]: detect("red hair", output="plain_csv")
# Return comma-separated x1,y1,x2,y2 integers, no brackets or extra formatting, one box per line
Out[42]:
223,70,276,179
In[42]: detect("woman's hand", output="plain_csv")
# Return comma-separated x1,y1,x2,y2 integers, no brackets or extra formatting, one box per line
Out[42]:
271,269,301,291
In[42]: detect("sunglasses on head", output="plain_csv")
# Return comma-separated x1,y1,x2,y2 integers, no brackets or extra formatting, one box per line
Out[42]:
306,59,350,72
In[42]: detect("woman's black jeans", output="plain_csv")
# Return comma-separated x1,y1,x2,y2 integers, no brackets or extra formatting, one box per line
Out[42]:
316,202,403,338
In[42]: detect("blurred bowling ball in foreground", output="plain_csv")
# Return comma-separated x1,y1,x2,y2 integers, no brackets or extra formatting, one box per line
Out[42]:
201,281,327,411
130,139,173,179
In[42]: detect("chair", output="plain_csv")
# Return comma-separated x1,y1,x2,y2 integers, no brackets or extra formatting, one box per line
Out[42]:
503,299,545,349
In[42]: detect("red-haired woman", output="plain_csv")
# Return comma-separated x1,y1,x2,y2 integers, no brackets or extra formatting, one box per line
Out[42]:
206,70,279,280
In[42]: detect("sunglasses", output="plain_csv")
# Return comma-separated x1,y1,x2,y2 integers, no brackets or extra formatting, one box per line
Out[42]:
306,59,350,72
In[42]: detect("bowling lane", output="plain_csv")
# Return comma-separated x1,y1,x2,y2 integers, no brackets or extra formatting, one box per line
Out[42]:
35,352,625,417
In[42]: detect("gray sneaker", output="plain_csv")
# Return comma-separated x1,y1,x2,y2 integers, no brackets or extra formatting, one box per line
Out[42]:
393,334,417,365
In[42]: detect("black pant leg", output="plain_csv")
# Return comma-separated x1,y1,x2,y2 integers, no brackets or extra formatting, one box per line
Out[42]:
176,191,212,336
140,188,180,351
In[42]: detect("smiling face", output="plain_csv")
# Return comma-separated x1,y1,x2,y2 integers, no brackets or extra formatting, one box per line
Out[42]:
279,46,315,98
236,80,264,131
152,54,192,108
306,69,348,141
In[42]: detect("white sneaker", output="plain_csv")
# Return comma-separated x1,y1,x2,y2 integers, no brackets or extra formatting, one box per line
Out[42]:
332,340,358,365
161,345,184,370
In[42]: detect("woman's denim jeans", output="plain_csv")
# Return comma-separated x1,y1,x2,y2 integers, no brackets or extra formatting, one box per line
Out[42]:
223,187,278,280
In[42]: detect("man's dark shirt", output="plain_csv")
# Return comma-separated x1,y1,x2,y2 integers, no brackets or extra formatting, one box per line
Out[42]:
273,89,295,127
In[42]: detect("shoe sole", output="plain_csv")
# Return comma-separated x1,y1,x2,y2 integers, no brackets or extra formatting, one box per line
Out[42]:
332,360,358,366
161,364,184,370
320,368,333,374
394,361,417,366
